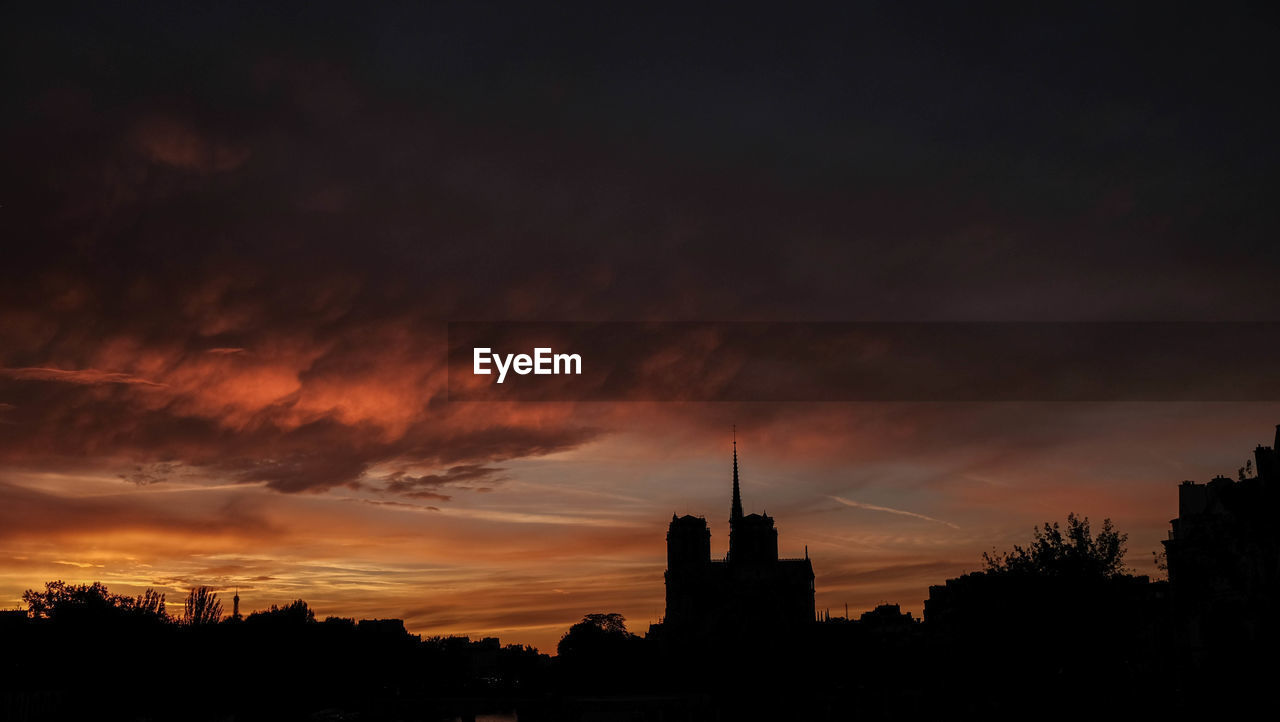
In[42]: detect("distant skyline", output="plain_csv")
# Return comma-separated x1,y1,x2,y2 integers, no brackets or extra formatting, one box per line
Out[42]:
5,409,1276,650
3,3,1280,652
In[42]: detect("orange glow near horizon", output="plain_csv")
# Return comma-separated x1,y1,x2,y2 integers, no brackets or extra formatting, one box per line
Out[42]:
3,381,1276,651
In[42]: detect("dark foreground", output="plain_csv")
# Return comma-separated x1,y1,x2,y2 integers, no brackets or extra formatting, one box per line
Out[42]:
2,599,1276,722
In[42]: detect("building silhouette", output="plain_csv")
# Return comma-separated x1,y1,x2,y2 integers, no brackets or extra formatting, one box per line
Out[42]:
662,438,814,637
1163,424,1280,649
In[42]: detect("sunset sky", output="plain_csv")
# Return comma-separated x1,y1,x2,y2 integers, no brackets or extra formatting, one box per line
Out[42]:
3,3,1279,652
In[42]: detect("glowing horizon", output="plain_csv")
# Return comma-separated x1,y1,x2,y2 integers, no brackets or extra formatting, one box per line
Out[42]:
5,405,1275,651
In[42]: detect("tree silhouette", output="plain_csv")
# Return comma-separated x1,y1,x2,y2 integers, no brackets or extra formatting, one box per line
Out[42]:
557,613,634,657
23,581,118,619
22,580,168,622
983,513,1129,579
130,588,166,619
583,613,628,634
183,586,223,625
247,598,316,625
1151,548,1169,578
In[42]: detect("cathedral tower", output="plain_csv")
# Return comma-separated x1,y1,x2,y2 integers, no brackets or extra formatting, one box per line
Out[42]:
662,434,815,635
728,436,778,565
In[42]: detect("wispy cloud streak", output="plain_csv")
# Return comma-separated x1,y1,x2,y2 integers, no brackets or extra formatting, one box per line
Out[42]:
829,496,960,530
0,367,167,387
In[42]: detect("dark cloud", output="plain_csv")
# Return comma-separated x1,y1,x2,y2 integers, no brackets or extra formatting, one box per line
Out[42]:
360,498,440,512
0,367,166,387
382,464,507,500
119,462,182,486
4,3,1279,329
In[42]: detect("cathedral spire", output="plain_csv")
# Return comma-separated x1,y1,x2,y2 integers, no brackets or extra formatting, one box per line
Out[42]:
731,426,743,523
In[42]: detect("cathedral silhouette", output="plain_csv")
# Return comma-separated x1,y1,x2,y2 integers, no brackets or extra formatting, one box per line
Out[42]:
661,437,815,636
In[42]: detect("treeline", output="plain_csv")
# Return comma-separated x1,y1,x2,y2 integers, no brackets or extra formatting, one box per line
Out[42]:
1,583,548,721
18,580,314,626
